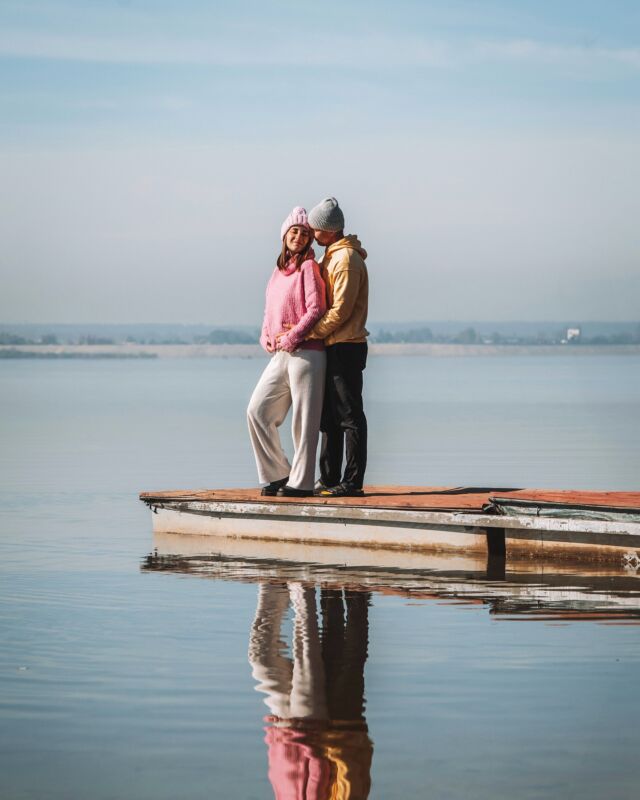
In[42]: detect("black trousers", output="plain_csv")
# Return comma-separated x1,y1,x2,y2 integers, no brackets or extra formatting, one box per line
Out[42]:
319,342,368,489
320,588,370,721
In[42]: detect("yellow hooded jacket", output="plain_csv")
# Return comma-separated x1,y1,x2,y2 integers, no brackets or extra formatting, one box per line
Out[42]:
310,235,369,346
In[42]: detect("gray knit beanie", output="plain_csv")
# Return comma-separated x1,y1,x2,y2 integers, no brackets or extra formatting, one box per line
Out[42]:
307,197,345,232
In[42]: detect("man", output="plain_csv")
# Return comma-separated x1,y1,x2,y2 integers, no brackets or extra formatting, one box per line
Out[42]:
307,197,369,497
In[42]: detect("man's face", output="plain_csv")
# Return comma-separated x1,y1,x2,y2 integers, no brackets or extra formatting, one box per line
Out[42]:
313,229,338,246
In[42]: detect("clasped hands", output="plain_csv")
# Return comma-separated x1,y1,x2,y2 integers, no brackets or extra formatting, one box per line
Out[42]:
267,324,295,353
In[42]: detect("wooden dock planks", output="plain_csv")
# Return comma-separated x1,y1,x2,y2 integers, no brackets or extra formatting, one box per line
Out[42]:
139,486,640,514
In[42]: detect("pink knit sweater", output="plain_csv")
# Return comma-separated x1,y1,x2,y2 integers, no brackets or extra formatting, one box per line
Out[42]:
265,726,330,799
260,254,326,353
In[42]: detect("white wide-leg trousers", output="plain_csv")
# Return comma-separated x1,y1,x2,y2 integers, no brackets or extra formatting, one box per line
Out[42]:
248,582,328,721
247,349,326,491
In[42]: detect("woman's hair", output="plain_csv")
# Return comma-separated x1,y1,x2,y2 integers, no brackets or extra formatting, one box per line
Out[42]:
277,228,312,271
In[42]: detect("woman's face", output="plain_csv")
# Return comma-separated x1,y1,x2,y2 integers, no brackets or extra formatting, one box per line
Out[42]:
285,225,311,254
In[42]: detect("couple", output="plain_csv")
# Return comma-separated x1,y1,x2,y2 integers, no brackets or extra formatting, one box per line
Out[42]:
247,197,369,499
248,583,372,798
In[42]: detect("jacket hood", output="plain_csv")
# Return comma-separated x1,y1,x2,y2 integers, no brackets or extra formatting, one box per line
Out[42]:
325,235,367,260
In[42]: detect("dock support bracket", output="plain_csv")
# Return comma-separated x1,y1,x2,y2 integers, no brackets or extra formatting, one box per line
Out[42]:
486,527,506,557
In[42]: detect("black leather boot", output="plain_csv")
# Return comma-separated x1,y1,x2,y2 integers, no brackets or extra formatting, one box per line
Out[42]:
260,477,289,496
276,485,314,498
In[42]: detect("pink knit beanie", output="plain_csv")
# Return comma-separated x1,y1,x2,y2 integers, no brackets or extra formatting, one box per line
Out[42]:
280,206,310,241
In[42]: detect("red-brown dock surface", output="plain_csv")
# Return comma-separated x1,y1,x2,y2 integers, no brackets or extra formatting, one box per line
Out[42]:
140,486,640,513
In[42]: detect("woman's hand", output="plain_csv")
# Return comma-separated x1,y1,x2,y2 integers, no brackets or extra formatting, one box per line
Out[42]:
279,337,296,353
275,324,294,351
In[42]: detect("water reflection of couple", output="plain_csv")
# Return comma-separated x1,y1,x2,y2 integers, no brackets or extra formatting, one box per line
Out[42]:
248,583,373,799
247,198,369,500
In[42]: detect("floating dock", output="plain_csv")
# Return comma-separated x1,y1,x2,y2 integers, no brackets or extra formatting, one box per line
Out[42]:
140,486,640,564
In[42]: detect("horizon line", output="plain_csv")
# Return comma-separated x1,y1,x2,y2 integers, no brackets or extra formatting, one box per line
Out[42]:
2,320,638,327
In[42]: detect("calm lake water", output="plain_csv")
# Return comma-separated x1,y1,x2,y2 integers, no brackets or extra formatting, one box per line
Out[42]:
1,354,640,799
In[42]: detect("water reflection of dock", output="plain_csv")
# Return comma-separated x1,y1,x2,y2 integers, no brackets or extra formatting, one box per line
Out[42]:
142,540,640,798
140,486,640,565
143,535,640,623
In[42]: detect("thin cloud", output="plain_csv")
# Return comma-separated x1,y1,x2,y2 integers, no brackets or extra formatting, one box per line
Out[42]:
1,28,639,71
474,38,640,68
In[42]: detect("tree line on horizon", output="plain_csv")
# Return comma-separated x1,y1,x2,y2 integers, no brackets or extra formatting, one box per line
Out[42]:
2,324,640,348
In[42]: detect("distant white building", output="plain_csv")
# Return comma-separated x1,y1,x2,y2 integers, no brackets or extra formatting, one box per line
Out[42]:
567,327,581,341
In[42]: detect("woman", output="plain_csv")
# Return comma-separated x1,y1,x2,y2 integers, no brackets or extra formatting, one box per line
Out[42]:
247,207,326,497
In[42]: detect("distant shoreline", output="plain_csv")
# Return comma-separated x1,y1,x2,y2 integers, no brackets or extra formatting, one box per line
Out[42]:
2,343,640,359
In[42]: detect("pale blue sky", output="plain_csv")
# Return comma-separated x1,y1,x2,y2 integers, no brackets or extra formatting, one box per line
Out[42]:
1,0,638,323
